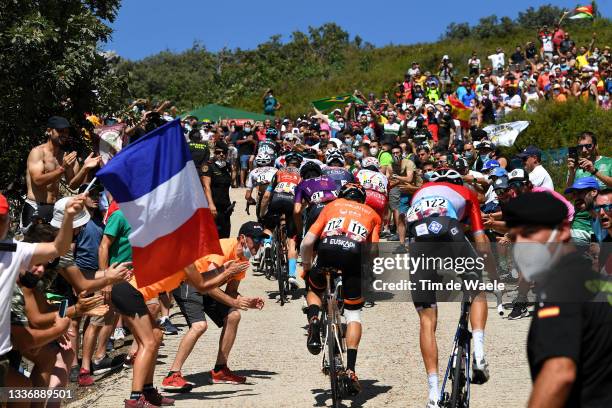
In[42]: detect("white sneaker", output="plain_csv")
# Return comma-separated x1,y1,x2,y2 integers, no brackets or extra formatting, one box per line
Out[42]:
113,327,126,340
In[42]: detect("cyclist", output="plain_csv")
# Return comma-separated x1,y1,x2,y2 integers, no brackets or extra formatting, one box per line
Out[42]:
260,151,303,288
323,148,354,190
294,161,338,244
245,153,278,220
405,168,495,408
301,182,382,396
354,157,389,218
258,128,280,157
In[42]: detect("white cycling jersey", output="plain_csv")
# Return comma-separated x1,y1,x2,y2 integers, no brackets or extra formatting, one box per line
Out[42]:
246,166,278,189
354,169,389,195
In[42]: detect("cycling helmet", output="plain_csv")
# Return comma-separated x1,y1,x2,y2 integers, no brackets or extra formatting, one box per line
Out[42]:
338,182,367,203
361,157,380,171
325,148,345,166
255,153,274,167
284,151,303,166
429,168,463,185
265,127,279,139
302,148,318,159
300,161,323,179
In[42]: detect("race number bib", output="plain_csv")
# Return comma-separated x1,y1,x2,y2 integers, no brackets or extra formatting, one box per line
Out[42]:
406,196,452,223
256,172,274,185
275,182,296,194
346,220,368,242
310,191,324,203
358,173,387,194
323,217,344,236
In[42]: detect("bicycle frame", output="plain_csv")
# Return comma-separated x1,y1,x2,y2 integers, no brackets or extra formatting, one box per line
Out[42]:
440,293,472,408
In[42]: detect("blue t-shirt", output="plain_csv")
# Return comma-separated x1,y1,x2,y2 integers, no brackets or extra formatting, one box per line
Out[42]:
264,95,277,114
75,216,103,271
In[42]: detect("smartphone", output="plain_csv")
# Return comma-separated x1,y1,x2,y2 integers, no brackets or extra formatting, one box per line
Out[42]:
568,146,578,160
58,299,69,318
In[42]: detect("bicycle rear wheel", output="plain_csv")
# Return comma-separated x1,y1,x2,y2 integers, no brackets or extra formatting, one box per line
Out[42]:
449,344,466,408
328,300,341,408
275,226,289,305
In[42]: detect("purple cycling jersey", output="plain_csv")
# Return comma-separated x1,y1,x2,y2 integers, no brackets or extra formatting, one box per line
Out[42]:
294,176,338,205
322,166,355,190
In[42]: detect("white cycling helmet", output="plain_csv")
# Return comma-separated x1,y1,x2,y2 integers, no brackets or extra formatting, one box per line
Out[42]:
429,168,463,185
255,153,274,167
325,148,345,165
361,156,380,171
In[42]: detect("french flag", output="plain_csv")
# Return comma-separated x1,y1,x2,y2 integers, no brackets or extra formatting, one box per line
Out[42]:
97,119,221,288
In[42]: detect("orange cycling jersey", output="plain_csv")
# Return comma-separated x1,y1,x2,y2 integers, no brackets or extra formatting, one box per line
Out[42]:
308,198,382,243
270,167,301,195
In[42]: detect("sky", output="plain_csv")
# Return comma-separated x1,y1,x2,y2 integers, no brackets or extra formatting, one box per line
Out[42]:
106,0,611,60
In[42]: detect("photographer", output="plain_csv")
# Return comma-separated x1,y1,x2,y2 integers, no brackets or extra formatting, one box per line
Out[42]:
567,131,612,190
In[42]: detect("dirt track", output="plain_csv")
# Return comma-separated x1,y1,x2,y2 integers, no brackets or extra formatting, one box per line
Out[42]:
67,188,532,408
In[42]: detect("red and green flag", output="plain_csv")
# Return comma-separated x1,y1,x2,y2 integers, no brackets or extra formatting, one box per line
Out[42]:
311,94,364,111
568,5,594,19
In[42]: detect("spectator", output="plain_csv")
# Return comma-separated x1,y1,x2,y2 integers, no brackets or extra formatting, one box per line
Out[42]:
538,25,554,60
236,121,256,187
468,51,481,76
517,146,554,190
203,142,234,238
262,89,281,116
488,47,505,71
510,45,525,69
567,131,612,189
552,83,567,102
564,177,599,244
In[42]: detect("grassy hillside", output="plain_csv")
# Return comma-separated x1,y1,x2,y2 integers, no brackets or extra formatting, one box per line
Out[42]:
118,12,611,117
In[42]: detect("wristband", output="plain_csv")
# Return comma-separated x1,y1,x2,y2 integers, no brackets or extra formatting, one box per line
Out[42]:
591,169,599,175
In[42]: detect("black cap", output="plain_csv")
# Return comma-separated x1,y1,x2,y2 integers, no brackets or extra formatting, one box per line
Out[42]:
502,192,568,228
47,116,71,129
214,141,228,153
517,145,542,159
238,221,269,240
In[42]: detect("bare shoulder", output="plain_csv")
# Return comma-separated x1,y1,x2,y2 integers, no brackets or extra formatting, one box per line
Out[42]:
27,143,45,159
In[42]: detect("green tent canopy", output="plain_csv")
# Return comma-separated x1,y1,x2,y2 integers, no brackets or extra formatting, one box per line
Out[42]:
183,104,274,123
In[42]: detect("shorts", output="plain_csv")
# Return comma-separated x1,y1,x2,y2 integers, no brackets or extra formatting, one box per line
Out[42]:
388,187,401,211
172,282,232,328
399,194,411,214
407,216,479,310
304,203,327,234
365,190,387,218
20,199,54,229
239,155,251,169
111,281,149,318
268,193,297,238
308,235,364,310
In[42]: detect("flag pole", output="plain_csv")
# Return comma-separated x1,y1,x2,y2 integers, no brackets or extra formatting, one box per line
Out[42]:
82,177,98,195
558,10,569,25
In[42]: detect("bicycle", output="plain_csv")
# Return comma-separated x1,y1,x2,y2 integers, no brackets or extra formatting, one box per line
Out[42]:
271,214,290,305
319,266,348,408
439,282,474,408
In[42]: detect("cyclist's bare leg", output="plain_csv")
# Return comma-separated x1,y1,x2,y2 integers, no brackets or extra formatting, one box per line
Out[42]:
306,290,323,308
287,237,298,279
418,307,438,375
470,292,487,332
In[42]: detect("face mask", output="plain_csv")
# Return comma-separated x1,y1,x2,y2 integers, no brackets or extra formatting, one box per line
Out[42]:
464,151,473,160
479,153,490,163
19,271,41,289
184,124,192,132
424,171,434,180
338,122,345,129
370,147,379,156
215,160,227,168
244,127,251,133
512,228,563,282
242,244,252,259
356,151,363,159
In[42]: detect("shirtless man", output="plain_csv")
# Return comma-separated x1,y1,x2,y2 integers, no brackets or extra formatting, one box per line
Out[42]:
23,116,100,229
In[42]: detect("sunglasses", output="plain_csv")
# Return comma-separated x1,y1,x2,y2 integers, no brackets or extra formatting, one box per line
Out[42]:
577,143,593,150
214,151,226,155
594,204,612,212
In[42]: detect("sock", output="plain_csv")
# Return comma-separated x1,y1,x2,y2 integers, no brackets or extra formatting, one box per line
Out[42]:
288,258,297,278
473,330,485,361
306,305,320,322
347,349,358,372
213,364,227,373
143,383,154,392
129,391,142,401
427,373,439,402
166,371,178,378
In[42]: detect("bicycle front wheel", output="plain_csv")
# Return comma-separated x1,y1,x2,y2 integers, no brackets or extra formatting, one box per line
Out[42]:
328,301,341,407
449,344,466,408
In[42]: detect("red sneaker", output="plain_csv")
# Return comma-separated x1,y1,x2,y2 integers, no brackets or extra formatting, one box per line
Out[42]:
161,372,193,392
143,388,175,406
78,368,94,387
209,367,246,384
124,396,159,408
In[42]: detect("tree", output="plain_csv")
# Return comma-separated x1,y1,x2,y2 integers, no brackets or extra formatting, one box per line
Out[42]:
516,5,564,28
443,22,471,40
0,0,127,191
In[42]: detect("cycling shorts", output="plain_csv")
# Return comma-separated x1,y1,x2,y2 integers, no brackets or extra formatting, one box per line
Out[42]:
407,216,480,310
268,192,297,238
365,190,388,218
304,203,327,234
308,235,364,310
